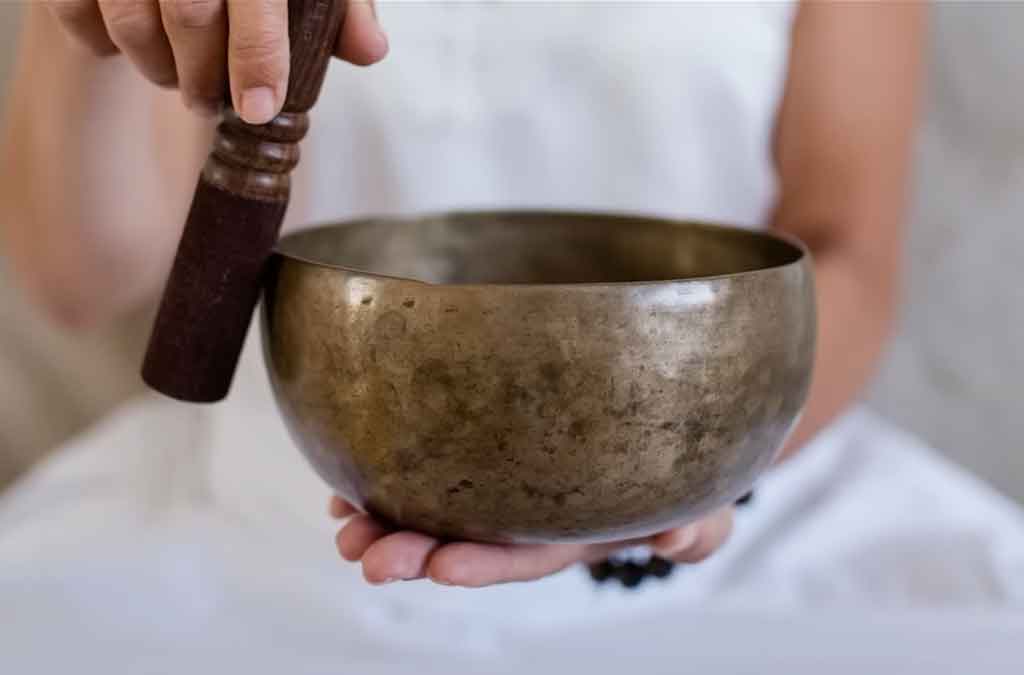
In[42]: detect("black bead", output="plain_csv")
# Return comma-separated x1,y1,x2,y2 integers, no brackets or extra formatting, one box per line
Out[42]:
589,490,762,588
618,562,645,588
647,556,675,579
588,560,615,582
735,490,754,507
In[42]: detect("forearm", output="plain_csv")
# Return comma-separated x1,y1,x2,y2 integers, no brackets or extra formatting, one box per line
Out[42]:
765,0,924,461
769,143,909,460
0,6,210,328
773,241,898,461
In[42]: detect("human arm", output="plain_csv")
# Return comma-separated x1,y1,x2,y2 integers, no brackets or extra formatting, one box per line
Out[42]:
771,0,925,459
0,1,387,328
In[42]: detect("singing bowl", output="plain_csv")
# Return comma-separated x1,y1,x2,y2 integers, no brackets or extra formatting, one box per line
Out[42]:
260,211,815,544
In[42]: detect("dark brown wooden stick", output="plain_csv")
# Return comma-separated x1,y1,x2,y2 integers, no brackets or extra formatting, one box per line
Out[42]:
143,0,345,402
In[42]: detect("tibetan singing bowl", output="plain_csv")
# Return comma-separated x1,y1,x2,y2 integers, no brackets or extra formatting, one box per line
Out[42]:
261,211,815,544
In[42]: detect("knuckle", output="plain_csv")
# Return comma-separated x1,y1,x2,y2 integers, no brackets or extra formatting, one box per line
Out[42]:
231,31,286,82
161,0,222,31
48,0,119,57
232,29,285,65
100,3,161,49
48,0,95,26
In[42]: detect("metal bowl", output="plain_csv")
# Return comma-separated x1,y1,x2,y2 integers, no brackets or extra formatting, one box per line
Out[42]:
261,210,815,544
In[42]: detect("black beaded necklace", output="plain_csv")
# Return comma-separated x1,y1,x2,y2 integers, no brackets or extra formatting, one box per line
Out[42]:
587,491,755,588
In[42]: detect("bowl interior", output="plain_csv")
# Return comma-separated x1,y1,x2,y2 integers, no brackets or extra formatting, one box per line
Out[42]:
275,211,803,285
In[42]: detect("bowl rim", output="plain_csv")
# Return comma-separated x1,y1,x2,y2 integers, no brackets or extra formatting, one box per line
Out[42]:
271,208,811,289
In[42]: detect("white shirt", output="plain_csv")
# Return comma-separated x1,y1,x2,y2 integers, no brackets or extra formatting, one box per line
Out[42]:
287,1,794,229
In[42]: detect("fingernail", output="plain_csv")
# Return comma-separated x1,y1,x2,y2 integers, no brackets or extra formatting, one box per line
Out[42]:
370,577,398,585
239,87,277,125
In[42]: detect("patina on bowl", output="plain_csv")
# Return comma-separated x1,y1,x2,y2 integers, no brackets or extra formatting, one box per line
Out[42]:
261,210,815,544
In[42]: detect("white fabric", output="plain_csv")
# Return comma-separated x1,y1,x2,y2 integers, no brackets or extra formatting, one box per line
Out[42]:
3,337,1024,670
285,1,794,230
3,1,1024,670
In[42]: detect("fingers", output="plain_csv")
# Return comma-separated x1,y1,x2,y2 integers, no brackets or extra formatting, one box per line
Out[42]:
98,0,178,87
53,0,387,121
330,505,442,584
328,500,593,586
48,0,119,56
333,517,731,587
160,0,228,117
651,508,735,564
426,542,592,588
330,505,732,587
335,0,388,66
361,531,441,584
225,0,289,124
335,513,391,562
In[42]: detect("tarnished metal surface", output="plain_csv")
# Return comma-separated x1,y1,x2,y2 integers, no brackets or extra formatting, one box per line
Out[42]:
261,211,815,543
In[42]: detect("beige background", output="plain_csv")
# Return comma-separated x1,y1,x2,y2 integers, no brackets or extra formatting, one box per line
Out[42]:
0,3,1022,499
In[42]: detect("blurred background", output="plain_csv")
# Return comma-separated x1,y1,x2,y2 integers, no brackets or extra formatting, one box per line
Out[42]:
0,2,1021,500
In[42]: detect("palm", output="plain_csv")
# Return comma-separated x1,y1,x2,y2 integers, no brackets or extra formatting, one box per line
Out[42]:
329,497,733,587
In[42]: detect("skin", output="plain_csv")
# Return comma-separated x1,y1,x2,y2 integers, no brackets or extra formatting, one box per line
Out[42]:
0,1,924,587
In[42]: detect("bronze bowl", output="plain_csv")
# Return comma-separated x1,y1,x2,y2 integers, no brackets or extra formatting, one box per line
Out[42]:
260,211,815,544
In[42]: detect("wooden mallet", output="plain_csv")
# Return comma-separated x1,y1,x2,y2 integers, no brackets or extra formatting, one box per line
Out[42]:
142,0,344,402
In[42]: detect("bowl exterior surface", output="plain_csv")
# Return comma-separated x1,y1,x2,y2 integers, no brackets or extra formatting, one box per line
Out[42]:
261,218,814,543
